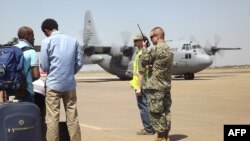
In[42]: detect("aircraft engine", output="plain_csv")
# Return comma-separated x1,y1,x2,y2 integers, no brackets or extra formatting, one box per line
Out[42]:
119,31,134,57
120,46,134,57
110,45,123,57
90,54,104,63
83,46,95,56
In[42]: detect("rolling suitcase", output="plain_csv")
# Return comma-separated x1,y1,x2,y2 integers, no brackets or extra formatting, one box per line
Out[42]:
0,101,42,141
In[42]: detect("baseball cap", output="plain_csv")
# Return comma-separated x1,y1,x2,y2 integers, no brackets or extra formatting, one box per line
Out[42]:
132,33,143,40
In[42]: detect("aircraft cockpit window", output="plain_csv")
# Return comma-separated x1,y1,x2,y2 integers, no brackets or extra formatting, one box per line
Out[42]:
182,44,192,51
189,45,192,50
185,44,191,51
182,44,186,50
192,45,197,49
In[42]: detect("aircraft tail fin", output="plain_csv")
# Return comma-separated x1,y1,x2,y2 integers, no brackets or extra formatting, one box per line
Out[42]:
83,10,101,46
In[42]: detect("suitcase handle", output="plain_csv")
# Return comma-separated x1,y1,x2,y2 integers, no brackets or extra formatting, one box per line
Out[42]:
8,126,35,133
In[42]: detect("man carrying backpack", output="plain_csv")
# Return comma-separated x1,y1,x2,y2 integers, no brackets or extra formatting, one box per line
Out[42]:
15,26,40,102
0,26,40,102
14,26,40,102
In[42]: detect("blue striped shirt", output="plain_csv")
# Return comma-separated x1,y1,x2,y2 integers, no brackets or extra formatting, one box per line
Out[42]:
40,31,84,91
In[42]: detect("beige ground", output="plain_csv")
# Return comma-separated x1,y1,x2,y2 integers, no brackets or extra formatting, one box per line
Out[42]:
61,68,250,141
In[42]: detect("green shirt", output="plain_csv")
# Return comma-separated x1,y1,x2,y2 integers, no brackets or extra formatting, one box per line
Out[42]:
141,42,173,91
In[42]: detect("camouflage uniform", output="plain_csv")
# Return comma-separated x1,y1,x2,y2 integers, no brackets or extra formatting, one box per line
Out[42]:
140,42,173,133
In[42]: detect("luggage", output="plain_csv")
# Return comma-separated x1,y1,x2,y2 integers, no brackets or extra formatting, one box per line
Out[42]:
0,45,24,91
0,45,35,97
0,101,42,141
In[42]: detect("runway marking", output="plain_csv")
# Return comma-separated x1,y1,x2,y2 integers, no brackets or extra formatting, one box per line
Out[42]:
76,76,117,80
79,123,130,131
79,123,102,130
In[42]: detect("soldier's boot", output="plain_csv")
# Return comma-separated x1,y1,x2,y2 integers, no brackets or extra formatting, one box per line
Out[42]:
165,130,170,141
154,132,166,141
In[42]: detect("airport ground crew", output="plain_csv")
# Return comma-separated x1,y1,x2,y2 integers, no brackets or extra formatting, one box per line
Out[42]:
141,27,173,141
130,34,155,135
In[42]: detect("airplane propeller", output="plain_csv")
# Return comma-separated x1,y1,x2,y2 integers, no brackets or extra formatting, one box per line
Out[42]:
120,31,131,46
120,31,134,57
204,35,222,55
109,31,132,57
213,34,221,47
189,35,197,43
204,34,241,56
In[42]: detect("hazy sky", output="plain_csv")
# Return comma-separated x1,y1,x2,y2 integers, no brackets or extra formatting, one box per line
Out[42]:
1,0,249,66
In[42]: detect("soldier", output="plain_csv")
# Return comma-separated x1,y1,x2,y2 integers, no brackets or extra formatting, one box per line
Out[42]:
140,27,173,141
130,34,155,135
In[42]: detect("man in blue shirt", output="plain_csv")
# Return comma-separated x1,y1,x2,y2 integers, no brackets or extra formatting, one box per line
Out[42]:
15,26,40,102
40,19,83,141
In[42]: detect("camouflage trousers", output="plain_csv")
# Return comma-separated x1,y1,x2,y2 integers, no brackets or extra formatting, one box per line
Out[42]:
145,89,172,132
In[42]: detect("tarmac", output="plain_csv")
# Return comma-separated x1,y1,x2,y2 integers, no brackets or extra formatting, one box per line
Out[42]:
59,68,250,141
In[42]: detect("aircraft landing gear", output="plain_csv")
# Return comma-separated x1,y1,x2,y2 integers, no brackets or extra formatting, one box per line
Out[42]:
184,73,194,80
118,76,132,80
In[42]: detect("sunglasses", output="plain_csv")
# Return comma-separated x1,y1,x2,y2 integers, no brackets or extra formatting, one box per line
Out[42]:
150,34,157,40
133,39,143,42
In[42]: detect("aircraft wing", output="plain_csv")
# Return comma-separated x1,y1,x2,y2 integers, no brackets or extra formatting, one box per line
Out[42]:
34,45,112,54
208,47,242,55
85,46,111,53
212,47,241,52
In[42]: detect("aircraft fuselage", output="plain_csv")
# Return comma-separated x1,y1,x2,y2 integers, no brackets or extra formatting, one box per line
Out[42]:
84,41,213,80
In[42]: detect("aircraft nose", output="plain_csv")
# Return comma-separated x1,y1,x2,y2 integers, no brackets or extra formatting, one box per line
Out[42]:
198,54,213,68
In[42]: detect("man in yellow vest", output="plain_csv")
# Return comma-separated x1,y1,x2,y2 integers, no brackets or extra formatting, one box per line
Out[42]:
130,33,155,135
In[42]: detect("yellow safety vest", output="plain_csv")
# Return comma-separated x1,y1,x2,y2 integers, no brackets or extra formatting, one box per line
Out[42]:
130,50,142,90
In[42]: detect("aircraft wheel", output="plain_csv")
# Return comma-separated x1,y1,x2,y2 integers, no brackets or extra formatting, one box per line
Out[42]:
184,73,194,80
189,73,194,80
118,76,132,81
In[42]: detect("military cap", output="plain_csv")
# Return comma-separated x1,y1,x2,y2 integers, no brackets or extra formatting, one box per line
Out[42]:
132,33,143,40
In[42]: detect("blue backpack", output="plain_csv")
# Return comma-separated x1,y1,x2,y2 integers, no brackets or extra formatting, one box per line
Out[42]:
0,45,25,91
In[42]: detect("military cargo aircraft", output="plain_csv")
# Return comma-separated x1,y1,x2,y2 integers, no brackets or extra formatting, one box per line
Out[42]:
82,10,241,80
3,11,239,80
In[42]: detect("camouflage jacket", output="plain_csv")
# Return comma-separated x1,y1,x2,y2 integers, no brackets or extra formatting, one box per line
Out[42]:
141,42,173,91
